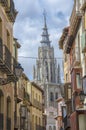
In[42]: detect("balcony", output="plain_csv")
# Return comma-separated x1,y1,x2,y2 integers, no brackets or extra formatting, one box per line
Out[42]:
33,99,39,108
3,45,11,74
0,113,3,130
24,92,30,102
70,3,82,36
71,47,81,70
6,0,17,22
0,37,3,64
64,35,74,54
64,83,72,102
81,31,86,53
7,117,11,130
33,99,42,110
0,0,8,7
0,44,12,74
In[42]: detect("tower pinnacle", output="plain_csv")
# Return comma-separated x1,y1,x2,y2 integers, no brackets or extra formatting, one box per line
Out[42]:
40,11,51,47
43,10,47,28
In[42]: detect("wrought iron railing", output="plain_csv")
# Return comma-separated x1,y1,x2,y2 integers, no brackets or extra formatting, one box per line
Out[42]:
0,37,3,61
24,92,30,102
4,45,11,71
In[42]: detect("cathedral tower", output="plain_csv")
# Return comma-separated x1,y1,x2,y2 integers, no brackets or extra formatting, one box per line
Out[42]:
33,11,61,84
33,11,62,130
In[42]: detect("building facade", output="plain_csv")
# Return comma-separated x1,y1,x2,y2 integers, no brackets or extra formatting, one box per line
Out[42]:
0,1,18,130
28,81,45,130
33,12,62,130
59,0,86,130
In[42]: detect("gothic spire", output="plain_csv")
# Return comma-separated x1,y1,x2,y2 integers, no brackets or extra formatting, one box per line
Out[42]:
43,10,47,28
40,10,51,47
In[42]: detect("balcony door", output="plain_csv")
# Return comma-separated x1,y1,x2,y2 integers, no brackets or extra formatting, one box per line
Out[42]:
7,96,11,130
0,90,4,130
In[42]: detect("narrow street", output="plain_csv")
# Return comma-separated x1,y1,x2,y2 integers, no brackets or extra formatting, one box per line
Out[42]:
0,0,86,130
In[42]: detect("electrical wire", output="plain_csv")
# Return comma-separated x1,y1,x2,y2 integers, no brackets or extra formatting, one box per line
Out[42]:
18,56,63,59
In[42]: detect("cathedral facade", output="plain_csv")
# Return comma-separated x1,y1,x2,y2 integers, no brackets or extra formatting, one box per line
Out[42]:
33,12,62,130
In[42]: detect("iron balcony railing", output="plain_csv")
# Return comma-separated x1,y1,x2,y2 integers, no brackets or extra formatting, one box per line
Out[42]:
0,113,3,130
4,45,11,73
24,92,30,103
7,117,11,130
0,37,3,62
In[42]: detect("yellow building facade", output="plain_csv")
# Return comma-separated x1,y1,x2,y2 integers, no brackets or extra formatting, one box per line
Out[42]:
28,82,44,130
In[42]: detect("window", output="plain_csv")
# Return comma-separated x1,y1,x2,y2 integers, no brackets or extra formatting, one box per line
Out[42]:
62,106,67,118
66,73,68,82
49,112,53,116
83,77,86,94
68,88,71,99
50,92,54,101
76,73,81,88
79,114,86,130
55,92,58,99
49,126,52,130
7,97,11,118
7,30,10,49
53,126,56,130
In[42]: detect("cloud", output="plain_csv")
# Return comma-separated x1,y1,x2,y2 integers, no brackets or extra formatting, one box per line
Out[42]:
13,0,73,81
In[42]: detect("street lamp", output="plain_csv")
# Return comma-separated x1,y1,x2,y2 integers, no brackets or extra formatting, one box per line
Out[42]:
79,91,86,103
14,63,24,130
15,64,24,79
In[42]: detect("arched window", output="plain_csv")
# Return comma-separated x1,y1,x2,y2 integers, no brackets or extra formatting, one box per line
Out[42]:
50,92,54,101
7,96,11,118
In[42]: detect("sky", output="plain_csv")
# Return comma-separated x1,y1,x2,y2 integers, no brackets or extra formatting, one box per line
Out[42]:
13,0,73,81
